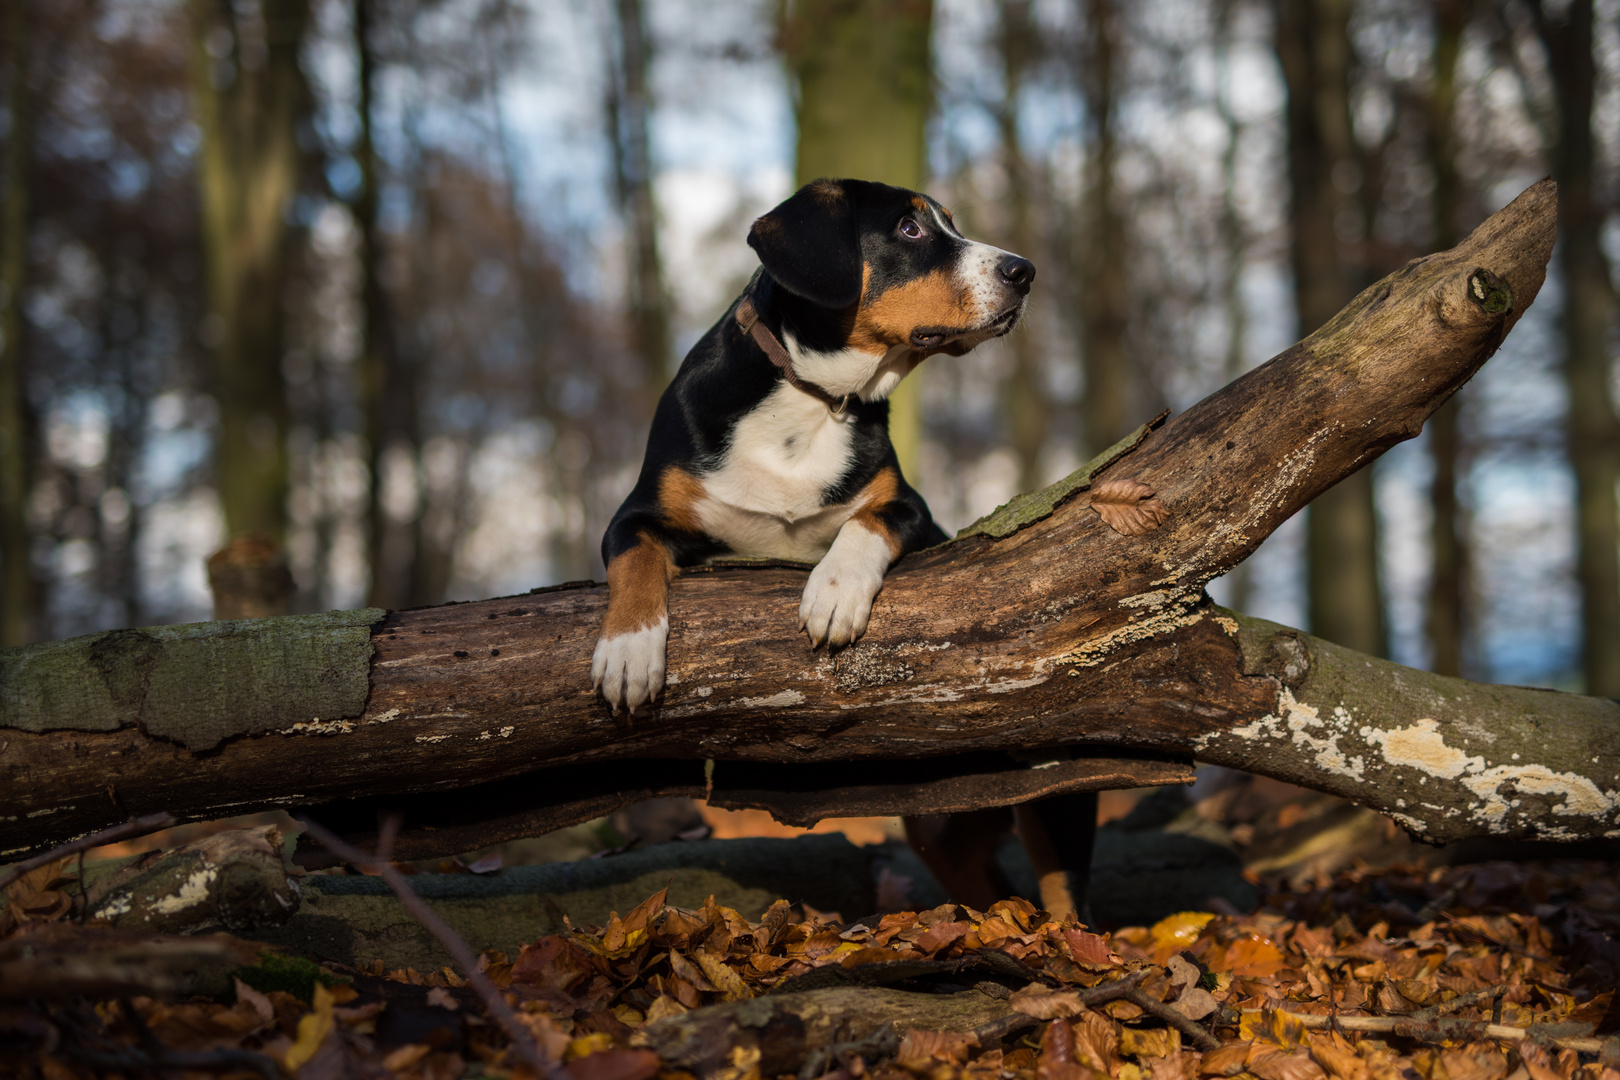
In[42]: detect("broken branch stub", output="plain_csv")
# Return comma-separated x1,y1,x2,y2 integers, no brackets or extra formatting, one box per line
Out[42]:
2,179,1610,859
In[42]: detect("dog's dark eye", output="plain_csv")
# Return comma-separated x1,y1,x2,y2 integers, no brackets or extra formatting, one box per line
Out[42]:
898,217,925,239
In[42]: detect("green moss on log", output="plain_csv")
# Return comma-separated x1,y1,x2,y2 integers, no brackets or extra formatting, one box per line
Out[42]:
0,608,384,751
955,411,1167,541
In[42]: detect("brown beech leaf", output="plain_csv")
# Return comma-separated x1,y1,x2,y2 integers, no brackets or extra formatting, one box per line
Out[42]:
1436,1049,1509,1080
1010,983,1088,1020
1152,1052,1205,1080
1201,1042,1254,1077
1248,1047,1328,1080
1171,987,1219,1021
1065,928,1120,967
565,1049,661,1080
1090,478,1169,536
898,1028,978,1065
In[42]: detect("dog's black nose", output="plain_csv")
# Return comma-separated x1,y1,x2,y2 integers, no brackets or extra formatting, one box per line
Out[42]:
999,255,1035,294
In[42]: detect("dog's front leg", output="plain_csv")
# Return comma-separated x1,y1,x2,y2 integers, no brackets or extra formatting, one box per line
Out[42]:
800,518,898,648
593,530,677,714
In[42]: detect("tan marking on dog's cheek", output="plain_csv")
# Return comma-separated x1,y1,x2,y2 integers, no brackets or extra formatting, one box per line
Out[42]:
848,270,979,353
658,466,706,534
851,467,905,559
603,535,676,637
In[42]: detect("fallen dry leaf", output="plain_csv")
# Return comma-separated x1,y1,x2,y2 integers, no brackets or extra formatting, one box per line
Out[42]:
1200,1042,1252,1077
566,1048,661,1080
7,848,1620,1080
1090,477,1170,535
1065,928,1120,966
1011,984,1088,1020
898,1028,978,1065
283,982,336,1072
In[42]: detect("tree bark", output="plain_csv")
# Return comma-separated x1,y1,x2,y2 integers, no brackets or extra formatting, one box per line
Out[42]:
783,0,933,483
1275,0,1387,659
996,0,1048,493
1214,2,1250,613
189,0,310,546
0,0,37,648
1076,0,1130,459
609,0,674,390
5,181,1608,861
1530,0,1620,697
634,987,1014,1077
354,0,413,612
1424,0,1471,678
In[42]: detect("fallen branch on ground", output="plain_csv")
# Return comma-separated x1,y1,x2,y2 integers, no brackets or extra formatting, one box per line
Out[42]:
6,179,1613,860
295,815,568,1080
1243,1008,1615,1056
0,813,174,892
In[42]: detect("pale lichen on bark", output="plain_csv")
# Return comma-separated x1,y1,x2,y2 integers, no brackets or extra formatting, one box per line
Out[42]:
1197,610,1620,843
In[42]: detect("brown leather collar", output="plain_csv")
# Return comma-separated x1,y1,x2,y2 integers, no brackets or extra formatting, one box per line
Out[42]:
734,297,853,414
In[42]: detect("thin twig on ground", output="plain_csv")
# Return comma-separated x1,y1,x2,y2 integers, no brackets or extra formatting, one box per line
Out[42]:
1413,983,1510,1022
1254,1009,1610,1054
1073,973,1217,1052
1120,985,1221,1051
0,813,175,893
296,815,568,1080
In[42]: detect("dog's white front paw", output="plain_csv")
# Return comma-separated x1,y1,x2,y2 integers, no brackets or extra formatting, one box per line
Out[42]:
591,617,668,714
799,525,892,648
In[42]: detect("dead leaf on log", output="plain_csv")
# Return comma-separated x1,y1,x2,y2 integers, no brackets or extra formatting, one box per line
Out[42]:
1089,478,1169,536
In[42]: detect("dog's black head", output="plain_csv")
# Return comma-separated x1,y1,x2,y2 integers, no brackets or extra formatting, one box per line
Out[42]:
747,178,1034,367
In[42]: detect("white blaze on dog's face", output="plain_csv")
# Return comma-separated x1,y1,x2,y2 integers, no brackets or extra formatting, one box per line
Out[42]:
772,187,1036,402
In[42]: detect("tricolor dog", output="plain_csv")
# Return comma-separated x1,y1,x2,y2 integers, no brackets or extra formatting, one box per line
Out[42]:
592,178,1035,714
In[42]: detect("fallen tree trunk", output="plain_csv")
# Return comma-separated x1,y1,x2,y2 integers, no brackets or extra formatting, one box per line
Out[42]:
4,178,1613,861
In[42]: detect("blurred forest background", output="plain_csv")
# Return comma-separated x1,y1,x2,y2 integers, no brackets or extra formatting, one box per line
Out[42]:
0,0,1616,699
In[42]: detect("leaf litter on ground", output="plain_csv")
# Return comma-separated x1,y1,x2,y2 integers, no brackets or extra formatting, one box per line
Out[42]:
3,856,1620,1080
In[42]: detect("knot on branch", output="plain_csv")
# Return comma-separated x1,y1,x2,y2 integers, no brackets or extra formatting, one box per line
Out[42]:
1235,620,1311,689
1467,268,1513,316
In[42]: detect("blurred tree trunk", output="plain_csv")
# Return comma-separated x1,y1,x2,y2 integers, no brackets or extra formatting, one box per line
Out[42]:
355,0,414,611
1275,0,1387,658
1215,0,1251,613
997,0,1046,492
0,0,37,647
187,0,310,553
1075,0,1130,459
403,161,459,607
1425,0,1470,676
93,219,142,632
783,0,933,483
609,0,673,391
1530,0,1620,696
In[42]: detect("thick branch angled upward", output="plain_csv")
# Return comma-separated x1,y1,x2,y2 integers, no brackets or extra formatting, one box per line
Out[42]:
4,178,1615,860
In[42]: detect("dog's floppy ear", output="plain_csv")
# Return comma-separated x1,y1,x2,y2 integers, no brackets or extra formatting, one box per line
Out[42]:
747,179,863,309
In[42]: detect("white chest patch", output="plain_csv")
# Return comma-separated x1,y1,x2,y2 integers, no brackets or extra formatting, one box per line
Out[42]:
785,335,913,402
695,382,860,562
